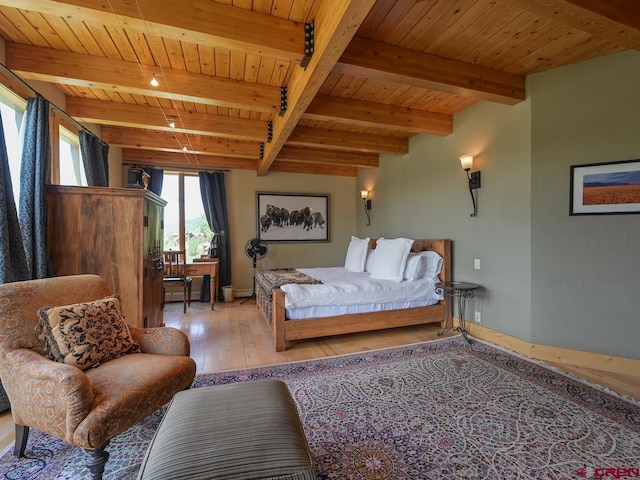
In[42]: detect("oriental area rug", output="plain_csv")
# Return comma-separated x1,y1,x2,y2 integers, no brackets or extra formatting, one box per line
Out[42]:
1,336,639,480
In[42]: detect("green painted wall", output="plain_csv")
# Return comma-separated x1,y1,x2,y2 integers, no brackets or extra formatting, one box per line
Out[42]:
530,50,640,359
225,170,356,294
358,50,640,359
358,98,533,340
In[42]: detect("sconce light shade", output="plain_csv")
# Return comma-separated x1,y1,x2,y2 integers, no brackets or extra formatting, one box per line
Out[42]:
458,155,480,217
459,154,474,171
360,190,372,225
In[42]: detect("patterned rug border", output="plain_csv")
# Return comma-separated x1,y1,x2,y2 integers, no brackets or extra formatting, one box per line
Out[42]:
193,335,640,431
470,336,640,409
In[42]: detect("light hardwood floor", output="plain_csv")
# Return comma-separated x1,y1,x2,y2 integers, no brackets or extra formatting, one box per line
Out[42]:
1,300,638,455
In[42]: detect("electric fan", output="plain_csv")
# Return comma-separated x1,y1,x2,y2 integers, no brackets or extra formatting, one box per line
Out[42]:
242,238,268,303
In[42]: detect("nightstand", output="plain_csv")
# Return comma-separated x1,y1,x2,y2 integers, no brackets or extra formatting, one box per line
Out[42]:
436,281,479,344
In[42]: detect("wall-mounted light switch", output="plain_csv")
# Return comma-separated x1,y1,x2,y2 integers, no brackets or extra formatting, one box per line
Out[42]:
474,258,480,270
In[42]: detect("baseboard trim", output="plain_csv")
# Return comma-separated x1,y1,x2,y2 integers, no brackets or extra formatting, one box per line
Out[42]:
464,321,640,377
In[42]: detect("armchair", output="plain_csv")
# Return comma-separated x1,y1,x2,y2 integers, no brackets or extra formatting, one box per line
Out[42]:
0,274,196,480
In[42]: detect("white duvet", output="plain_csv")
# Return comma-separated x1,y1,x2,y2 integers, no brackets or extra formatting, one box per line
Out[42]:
280,267,442,309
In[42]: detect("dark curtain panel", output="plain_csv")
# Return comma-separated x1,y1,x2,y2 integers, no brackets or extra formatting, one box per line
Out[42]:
147,167,164,196
79,129,109,187
0,114,28,284
199,172,230,298
19,95,52,280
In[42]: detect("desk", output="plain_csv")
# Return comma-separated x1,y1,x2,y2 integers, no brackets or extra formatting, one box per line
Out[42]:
436,281,479,344
185,259,220,310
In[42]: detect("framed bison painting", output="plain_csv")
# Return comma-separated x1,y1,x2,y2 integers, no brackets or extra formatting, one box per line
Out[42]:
256,192,330,242
570,159,640,215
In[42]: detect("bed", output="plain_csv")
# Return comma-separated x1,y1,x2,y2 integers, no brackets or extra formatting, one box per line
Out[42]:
255,238,452,351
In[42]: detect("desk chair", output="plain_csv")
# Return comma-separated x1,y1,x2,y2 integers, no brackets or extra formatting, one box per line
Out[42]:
163,250,192,313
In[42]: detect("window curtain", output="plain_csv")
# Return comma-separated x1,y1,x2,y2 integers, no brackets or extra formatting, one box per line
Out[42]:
199,171,230,298
19,95,52,279
79,129,109,187
147,167,164,196
0,114,28,283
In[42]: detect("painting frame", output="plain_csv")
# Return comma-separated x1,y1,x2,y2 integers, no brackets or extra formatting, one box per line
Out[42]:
256,192,330,243
570,159,640,215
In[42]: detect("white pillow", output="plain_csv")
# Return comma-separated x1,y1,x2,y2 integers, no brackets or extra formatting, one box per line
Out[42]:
419,251,444,279
364,248,376,272
344,236,370,272
403,253,426,281
369,237,413,282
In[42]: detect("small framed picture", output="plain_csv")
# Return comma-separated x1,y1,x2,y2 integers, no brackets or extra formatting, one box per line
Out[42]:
256,192,330,242
570,159,640,215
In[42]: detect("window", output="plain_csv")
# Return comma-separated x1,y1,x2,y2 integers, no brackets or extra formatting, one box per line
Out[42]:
0,89,26,207
161,173,211,263
58,125,86,186
0,83,87,195
51,109,86,187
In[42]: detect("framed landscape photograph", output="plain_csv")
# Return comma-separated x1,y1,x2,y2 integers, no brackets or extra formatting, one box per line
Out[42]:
570,159,640,215
256,192,329,242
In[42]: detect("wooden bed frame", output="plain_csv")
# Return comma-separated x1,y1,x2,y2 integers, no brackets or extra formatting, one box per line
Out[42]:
256,238,452,351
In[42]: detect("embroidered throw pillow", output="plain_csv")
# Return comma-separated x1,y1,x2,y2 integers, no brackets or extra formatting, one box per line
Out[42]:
36,296,141,370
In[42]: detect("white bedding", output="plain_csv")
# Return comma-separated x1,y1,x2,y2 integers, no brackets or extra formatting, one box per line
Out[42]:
280,267,443,319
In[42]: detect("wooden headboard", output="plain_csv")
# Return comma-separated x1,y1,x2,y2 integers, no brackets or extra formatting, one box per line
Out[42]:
367,238,452,285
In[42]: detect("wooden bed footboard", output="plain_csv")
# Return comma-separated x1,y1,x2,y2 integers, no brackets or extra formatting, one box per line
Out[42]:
257,238,452,352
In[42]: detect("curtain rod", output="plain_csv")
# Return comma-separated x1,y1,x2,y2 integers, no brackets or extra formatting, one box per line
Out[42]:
0,62,107,146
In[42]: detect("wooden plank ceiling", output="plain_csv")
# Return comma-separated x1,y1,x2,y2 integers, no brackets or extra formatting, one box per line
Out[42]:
0,0,637,177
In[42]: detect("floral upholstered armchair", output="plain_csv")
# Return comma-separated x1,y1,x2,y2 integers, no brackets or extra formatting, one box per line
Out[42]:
0,274,196,480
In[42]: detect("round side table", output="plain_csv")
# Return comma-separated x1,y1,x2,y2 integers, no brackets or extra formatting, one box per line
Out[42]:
436,281,479,344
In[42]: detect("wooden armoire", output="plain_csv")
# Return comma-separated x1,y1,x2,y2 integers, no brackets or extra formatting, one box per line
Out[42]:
46,185,166,328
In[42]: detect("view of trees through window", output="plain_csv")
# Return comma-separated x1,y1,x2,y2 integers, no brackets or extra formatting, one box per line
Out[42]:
161,173,212,263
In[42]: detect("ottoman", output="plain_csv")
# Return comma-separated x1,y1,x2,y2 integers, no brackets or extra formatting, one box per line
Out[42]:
137,380,316,480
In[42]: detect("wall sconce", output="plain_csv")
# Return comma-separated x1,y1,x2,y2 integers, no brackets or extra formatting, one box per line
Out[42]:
459,155,481,217
360,190,372,225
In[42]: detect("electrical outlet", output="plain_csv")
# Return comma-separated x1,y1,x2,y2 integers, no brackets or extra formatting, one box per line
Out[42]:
474,258,480,270
474,311,482,323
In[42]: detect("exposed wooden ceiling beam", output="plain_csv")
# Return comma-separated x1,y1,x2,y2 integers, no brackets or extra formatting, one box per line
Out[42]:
102,127,259,158
304,95,453,135
506,0,640,49
122,149,257,170
270,160,357,177
288,126,408,154
277,146,378,168
122,149,355,176
0,0,304,62
257,0,378,176
66,97,267,141
5,43,280,113
337,37,526,105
